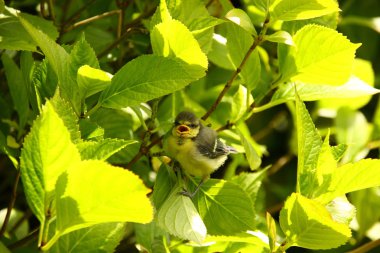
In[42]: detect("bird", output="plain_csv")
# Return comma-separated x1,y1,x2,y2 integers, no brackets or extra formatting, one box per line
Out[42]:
164,111,237,197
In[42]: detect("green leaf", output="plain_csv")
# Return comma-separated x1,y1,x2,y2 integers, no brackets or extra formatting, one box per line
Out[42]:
295,93,322,195
135,222,166,253
55,160,153,235
76,139,136,160
231,170,266,207
318,58,376,110
225,8,256,36
193,179,255,235
31,59,57,108
99,55,199,109
280,25,360,85
279,193,351,250
77,65,111,99
151,0,222,53
335,108,370,163
270,0,340,21
272,78,380,103
236,124,262,170
19,14,80,114
69,34,99,74
350,188,380,238
265,30,294,45
315,159,380,203
50,222,126,253
1,54,29,130
0,242,11,253
225,23,261,92
50,94,81,144
151,18,208,75
20,101,81,223
157,185,207,244
325,196,356,225
0,0,4,13
152,164,177,211
266,212,277,252
0,7,58,51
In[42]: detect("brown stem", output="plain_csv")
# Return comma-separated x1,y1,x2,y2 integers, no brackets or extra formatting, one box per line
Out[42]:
201,15,270,121
8,228,39,250
0,170,21,237
347,239,380,253
64,9,122,32
268,152,294,176
60,0,97,30
125,137,162,169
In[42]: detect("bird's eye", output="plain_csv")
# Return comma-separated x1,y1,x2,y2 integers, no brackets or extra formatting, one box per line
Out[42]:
174,121,180,126
189,124,198,128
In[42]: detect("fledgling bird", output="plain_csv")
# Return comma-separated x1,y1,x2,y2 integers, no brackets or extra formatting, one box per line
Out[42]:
164,111,237,197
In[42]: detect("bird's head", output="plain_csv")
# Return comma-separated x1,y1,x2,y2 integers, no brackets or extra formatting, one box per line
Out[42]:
172,111,201,138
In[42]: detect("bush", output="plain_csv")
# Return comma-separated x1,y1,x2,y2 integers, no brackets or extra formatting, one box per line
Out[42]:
1,0,380,252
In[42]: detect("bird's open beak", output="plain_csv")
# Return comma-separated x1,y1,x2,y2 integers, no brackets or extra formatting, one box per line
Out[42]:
176,124,190,136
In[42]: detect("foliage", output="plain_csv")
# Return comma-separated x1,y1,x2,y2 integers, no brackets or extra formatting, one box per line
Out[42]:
1,0,380,252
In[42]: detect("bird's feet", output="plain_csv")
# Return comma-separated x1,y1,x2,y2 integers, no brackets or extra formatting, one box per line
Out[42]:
179,187,196,198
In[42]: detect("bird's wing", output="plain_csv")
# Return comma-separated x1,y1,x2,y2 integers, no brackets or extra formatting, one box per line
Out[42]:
195,126,229,159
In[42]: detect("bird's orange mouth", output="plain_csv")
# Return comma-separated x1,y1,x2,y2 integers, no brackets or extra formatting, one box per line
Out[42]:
176,125,190,136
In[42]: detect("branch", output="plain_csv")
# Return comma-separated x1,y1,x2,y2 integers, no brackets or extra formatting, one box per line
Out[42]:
201,14,270,121
64,9,122,32
0,170,21,237
60,0,97,31
8,228,39,250
347,239,380,253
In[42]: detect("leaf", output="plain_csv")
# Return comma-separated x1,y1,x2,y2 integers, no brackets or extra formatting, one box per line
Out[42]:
0,7,58,51
99,55,199,109
315,159,380,203
50,94,81,144
225,8,256,36
152,164,177,211
266,212,277,252
69,34,100,74
20,101,81,223
318,58,376,110
272,77,380,103
279,193,351,250
236,124,262,171
76,139,136,160
151,18,208,76
31,59,57,108
19,14,80,114
271,0,340,21
193,179,255,235
231,170,266,207
325,196,356,225
280,25,360,85
350,188,380,238
151,0,221,53
134,222,166,253
295,93,322,196
77,65,111,100
335,108,370,163
265,30,294,45
157,185,207,244
50,222,126,253
55,160,153,235
1,54,29,130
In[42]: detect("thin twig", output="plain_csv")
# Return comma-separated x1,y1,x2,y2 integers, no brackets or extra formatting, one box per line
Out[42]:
60,0,97,30
267,153,294,176
0,170,21,237
347,239,380,253
97,27,144,59
201,14,270,121
125,136,163,169
8,228,39,250
64,9,122,32
47,0,56,24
